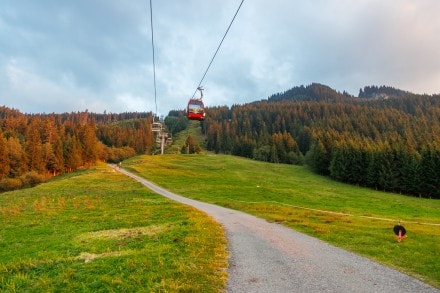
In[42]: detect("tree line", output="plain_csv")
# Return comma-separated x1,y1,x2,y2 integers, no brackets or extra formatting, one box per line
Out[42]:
0,107,156,191
2,83,439,198
201,84,440,198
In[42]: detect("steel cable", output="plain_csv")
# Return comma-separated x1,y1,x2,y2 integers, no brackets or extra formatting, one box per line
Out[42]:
149,0,158,117
191,0,245,99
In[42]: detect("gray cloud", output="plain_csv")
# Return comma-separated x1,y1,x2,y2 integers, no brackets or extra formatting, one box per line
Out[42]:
0,0,439,115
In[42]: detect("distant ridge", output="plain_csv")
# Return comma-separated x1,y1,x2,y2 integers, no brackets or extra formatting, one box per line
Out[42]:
264,83,429,104
266,83,353,103
358,85,415,100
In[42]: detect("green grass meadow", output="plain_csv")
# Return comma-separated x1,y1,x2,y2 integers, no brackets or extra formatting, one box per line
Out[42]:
0,163,227,292
123,154,440,288
1,153,439,291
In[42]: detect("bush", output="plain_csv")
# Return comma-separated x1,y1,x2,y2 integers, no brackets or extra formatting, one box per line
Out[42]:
0,178,23,192
286,151,304,165
106,146,137,163
20,171,46,187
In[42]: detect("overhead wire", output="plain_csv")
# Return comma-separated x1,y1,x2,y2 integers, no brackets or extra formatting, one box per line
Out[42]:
191,0,245,99
149,0,158,118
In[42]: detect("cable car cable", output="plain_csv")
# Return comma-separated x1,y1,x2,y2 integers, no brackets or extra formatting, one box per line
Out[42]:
190,0,245,99
149,0,158,118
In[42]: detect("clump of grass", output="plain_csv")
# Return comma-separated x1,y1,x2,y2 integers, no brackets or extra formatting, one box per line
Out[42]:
0,163,228,292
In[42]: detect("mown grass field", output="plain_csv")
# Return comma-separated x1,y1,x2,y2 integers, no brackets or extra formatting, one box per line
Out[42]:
0,163,227,292
123,154,440,288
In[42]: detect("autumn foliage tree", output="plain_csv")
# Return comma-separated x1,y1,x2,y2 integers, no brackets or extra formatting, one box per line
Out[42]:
181,136,202,154
0,107,155,191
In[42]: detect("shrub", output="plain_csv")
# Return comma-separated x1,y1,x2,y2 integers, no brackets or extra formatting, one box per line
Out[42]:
0,178,22,191
20,171,46,187
106,146,136,163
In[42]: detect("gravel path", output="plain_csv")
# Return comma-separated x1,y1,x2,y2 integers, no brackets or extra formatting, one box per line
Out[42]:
115,167,438,293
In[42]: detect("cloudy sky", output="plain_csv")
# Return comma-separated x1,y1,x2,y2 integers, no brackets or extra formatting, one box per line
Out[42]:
1,0,439,115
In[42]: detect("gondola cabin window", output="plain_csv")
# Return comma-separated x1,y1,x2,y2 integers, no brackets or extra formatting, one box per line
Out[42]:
187,99,205,121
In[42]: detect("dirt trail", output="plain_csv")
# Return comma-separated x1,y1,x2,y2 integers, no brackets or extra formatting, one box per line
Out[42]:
115,166,438,293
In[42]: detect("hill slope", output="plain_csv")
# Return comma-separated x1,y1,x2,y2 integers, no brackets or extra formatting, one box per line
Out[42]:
123,154,440,288
0,163,227,291
201,84,440,198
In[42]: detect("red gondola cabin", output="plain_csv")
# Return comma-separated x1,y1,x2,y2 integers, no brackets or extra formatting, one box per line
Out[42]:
187,99,205,121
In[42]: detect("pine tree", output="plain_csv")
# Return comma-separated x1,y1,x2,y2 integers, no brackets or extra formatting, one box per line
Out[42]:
181,135,201,154
420,143,440,198
26,122,45,173
401,151,422,196
329,143,349,182
79,122,99,166
42,142,56,175
306,139,329,175
0,130,10,179
6,137,28,177
366,149,380,189
377,143,398,192
52,136,65,174
64,134,83,172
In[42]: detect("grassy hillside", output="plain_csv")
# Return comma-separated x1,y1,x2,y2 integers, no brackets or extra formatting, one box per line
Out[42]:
0,163,227,292
123,154,440,288
166,120,207,154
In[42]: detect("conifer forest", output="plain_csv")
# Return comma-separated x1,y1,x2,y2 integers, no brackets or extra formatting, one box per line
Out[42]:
1,84,439,198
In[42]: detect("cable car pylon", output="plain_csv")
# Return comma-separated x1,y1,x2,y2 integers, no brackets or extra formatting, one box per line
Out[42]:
149,0,167,155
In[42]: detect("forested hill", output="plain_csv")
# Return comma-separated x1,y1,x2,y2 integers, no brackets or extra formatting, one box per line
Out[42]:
1,83,439,198
203,84,440,198
0,107,156,191
358,85,414,99
266,83,354,103
266,83,427,104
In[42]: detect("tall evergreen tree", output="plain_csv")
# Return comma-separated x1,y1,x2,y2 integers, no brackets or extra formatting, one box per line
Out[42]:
306,139,329,175
376,143,398,192
329,143,349,182
420,143,440,198
79,123,99,165
401,151,422,196
6,137,28,177
0,131,10,179
26,123,45,173
64,134,83,172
